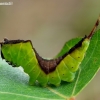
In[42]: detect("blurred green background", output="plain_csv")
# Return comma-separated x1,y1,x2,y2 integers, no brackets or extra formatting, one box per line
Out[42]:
0,0,100,100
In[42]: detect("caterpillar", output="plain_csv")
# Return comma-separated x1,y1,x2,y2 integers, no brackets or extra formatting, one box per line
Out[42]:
0,16,100,87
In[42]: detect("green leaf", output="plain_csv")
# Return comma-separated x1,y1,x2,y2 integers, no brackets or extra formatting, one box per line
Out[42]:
0,30,100,100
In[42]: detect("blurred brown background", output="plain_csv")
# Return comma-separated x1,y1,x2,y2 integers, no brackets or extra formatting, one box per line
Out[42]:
0,0,100,100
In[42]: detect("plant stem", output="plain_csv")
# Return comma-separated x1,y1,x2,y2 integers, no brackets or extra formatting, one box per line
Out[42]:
69,97,76,100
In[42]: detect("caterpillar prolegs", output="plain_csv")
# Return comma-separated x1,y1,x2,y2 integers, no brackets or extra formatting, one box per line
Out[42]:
0,16,100,86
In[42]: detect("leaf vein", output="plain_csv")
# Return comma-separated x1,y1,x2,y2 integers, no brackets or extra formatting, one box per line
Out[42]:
0,91,63,100
46,86,68,100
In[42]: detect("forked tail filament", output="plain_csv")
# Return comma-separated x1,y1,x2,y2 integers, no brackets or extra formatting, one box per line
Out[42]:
88,15,100,39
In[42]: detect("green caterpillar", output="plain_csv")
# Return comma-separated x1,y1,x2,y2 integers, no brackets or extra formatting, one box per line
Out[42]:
0,17,100,87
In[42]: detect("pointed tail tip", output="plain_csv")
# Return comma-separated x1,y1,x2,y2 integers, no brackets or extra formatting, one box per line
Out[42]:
96,14,100,26
87,15,100,39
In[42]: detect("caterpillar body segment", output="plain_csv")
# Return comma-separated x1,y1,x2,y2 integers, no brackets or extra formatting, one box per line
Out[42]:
29,64,41,85
36,69,49,86
56,60,75,82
